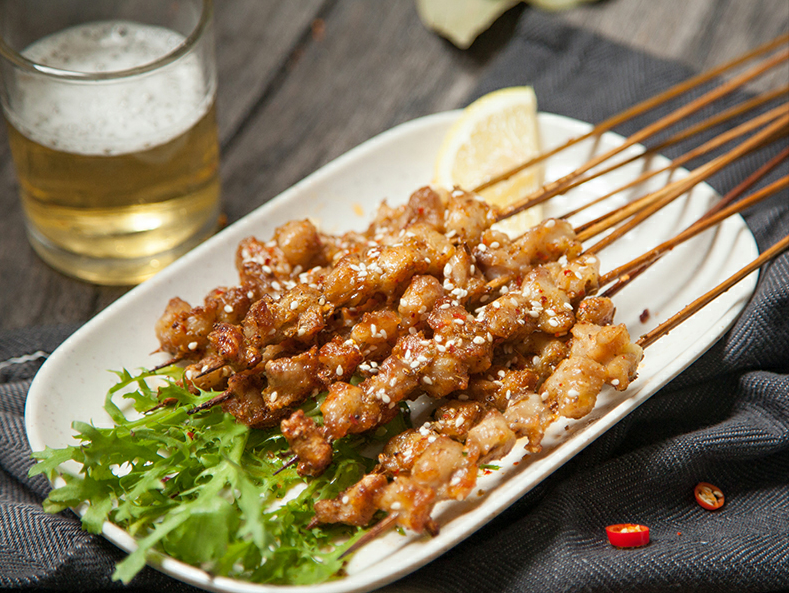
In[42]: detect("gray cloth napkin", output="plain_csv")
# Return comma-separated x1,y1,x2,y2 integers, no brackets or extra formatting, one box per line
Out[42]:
2,10,787,593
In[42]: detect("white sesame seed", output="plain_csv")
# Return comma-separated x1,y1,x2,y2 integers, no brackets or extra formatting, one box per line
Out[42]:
185,370,194,380
224,304,234,314
455,416,464,428
336,365,343,376
478,243,487,252
545,219,556,228
382,393,391,404
290,301,299,310
423,376,433,385
567,388,580,398
247,291,255,299
611,379,620,386
454,318,465,325
440,303,451,310
270,391,278,402
342,496,350,504
390,501,402,510
188,341,198,351
490,241,500,249
473,336,486,345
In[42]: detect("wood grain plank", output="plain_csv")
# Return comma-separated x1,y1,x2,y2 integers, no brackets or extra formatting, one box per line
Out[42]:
0,1,326,330
218,0,507,225
213,0,325,141
558,0,789,91
1,0,785,331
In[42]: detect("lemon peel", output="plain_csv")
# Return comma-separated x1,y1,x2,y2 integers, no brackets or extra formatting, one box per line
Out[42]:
435,86,544,236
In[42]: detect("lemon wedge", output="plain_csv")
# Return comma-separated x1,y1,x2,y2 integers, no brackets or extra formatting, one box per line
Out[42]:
434,86,544,236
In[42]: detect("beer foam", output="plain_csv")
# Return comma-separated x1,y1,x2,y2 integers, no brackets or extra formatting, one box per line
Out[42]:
8,21,213,155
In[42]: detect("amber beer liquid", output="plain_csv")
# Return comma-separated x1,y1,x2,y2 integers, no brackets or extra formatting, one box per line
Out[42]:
4,21,220,285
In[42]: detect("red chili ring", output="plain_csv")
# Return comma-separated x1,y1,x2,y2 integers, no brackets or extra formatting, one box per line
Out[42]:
694,482,724,510
605,523,650,548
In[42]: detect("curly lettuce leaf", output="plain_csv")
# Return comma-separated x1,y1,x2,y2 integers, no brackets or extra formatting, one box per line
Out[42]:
29,368,396,585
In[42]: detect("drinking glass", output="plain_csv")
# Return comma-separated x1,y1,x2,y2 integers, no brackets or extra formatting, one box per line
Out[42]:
0,0,220,285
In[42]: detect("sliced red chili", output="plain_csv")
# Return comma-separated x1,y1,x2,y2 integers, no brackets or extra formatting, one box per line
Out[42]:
605,523,650,548
694,482,724,510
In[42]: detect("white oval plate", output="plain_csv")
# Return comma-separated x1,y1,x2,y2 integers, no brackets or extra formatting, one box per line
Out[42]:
26,111,758,593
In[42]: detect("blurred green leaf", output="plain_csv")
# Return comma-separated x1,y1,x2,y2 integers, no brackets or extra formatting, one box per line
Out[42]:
415,0,597,49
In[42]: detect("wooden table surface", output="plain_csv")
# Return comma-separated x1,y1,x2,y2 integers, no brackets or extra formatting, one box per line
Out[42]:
1,0,787,332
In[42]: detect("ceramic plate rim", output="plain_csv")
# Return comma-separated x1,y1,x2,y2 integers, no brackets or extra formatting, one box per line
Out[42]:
25,110,759,593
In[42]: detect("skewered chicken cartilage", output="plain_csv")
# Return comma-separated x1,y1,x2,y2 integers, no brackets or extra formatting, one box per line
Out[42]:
156,186,599,444
309,319,642,535
155,187,577,364
294,255,601,468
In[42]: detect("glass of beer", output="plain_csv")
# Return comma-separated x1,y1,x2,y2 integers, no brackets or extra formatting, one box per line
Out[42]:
0,0,220,285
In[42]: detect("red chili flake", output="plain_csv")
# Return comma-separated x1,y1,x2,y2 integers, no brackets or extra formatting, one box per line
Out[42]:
640,309,651,323
186,431,195,440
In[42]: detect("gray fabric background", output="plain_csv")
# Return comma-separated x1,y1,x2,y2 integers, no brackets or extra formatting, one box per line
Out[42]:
2,11,787,593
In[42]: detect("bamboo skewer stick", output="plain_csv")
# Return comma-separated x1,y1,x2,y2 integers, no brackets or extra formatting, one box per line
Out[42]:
494,46,789,223
574,117,788,241
644,85,789,153
599,175,789,288
601,148,789,298
698,145,789,221
636,233,789,349
473,34,789,195
579,115,789,252
339,513,399,559
559,100,789,221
